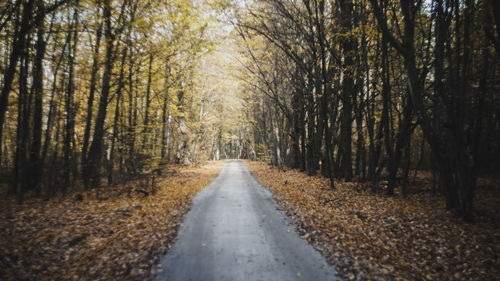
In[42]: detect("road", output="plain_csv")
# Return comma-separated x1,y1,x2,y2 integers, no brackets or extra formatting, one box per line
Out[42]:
155,160,339,281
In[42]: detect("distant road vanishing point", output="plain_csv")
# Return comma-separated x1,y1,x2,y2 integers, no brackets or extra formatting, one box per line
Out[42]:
155,160,340,281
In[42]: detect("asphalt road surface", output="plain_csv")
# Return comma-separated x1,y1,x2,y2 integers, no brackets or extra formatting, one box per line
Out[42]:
155,160,339,281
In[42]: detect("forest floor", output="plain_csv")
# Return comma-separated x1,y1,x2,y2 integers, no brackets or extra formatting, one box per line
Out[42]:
245,160,500,281
0,161,223,281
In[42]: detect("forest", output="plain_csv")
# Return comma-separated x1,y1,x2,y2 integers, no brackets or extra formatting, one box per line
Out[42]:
0,0,499,280
232,0,500,222
0,0,224,198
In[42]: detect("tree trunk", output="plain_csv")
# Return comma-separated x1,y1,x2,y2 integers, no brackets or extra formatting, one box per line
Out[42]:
161,62,170,160
63,4,79,190
27,2,46,195
82,20,103,172
381,31,395,195
339,0,354,181
15,41,31,204
84,0,115,188
142,52,153,152
176,90,191,166
0,0,35,163
108,45,128,185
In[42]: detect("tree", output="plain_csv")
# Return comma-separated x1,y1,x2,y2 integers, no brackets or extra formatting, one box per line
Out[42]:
233,0,499,221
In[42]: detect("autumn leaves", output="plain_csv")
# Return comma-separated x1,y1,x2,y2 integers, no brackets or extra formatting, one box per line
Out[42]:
245,160,499,281
0,162,223,280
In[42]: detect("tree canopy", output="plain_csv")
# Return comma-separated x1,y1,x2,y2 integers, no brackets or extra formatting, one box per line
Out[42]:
0,0,499,222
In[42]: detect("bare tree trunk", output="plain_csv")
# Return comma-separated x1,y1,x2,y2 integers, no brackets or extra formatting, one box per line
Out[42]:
108,45,128,185
339,0,354,181
82,20,103,173
0,0,35,163
381,30,395,195
142,52,153,152
161,62,170,160
63,4,79,190
15,40,31,203
176,90,191,166
27,2,46,195
84,0,115,188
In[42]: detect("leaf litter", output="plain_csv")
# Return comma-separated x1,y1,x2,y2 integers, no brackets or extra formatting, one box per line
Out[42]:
245,160,500,281
0,161,223,281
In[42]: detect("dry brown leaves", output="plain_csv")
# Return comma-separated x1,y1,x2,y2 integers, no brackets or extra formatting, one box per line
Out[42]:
245,160,500,281
0,161,223,281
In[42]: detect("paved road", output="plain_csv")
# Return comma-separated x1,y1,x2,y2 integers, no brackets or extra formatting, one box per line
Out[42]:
155,161,339,281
